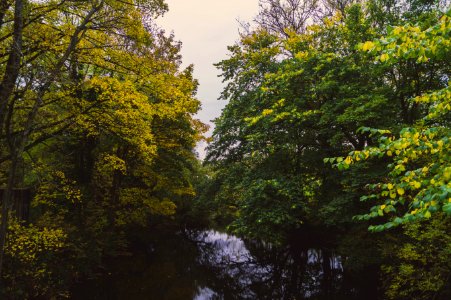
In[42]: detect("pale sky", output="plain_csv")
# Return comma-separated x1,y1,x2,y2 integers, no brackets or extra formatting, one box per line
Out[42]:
157,0,259,158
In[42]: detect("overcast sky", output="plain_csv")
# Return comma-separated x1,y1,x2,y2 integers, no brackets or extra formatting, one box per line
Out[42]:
157,0,259,158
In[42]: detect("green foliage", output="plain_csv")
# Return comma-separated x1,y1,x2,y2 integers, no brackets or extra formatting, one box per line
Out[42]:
333,12,451,231
381,214,451,300
0,0,448,297
228,178,308,244
200,2,450,298
204,2,447,241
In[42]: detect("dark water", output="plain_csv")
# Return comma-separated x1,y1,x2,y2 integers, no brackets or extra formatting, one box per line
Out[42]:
72,228,378,299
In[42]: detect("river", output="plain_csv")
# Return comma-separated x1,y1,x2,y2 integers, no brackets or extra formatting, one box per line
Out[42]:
72,227,379,299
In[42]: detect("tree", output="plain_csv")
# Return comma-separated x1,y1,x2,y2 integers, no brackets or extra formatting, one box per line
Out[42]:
0,0,204,293
204,0,447,243
333,11,451,231
0,0,108,277
254,0,321,35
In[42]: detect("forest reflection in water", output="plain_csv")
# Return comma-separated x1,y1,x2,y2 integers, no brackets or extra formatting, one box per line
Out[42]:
72,228,377,300
190,230,344,299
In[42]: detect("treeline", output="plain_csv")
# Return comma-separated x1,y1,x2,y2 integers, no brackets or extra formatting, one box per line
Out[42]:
198,0,450,299
0,0,205,297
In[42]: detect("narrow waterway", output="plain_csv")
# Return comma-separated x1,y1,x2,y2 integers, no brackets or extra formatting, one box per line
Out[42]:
72,228,378,299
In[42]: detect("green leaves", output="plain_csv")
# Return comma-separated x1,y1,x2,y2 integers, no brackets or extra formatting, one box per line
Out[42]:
334,12,451,230
443,203,451,214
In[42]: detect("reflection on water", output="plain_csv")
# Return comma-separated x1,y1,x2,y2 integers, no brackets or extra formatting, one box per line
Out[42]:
187,230,344,300
194,287,218,300
72,228,376,300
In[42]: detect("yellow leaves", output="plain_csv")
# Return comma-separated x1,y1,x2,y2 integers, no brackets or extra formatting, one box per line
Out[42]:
54,171,66,179
379,53,389,62
402,131,411,138
361,41,375,51
384,184,405,198
323,17,334,27
390,190,397,199
5,218,67,263
444,168,451,181
246,116,261,125
275,99,286,107
440,14,449,29
148,198,177,216
117,189,178,226
98,154,127,174
411,26,421,33
83,77,159,164
34,168,83,205
0,1,201,277
295,51,309,60
344,156,353,165
262,109,274,116
387,151,393,156
393,27,402,35
417,55,428,63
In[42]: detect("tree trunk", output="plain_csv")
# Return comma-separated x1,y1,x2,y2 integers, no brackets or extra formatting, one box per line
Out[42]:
0,151,19,278
0,0,24,281
0,0,24,137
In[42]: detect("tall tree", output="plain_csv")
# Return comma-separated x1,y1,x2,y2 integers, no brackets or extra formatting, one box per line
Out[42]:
0,0,204,293
204,0,447,241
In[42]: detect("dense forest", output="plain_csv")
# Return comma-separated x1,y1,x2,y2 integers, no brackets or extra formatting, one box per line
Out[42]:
0,0,449,299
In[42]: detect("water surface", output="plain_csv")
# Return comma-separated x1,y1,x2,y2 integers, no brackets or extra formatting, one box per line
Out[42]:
72,228,377,299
